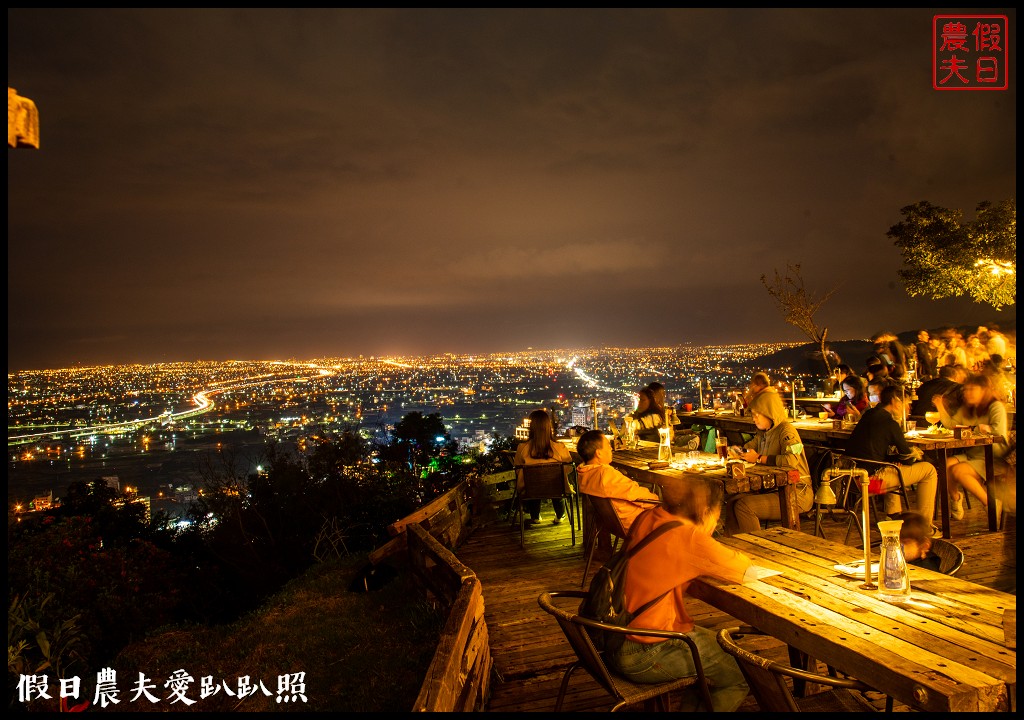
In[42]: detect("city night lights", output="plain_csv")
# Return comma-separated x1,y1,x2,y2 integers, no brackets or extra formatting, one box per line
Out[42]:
8,344,800,514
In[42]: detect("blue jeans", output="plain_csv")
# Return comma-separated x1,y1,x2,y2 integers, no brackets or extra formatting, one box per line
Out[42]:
607,626,749,712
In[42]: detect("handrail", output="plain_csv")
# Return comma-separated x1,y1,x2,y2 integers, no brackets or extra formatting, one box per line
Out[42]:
408,523,488,711
373,478,493,712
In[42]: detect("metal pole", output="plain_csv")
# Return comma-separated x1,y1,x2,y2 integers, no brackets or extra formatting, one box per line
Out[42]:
859,472,877,590
901,385,907,432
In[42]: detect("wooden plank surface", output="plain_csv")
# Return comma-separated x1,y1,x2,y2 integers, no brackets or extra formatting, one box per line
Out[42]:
689,527,1015,712
611,446,802,530
453,487,1015,712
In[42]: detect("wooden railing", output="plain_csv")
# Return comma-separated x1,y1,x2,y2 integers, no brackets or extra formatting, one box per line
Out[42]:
371,471,514,712
408,523,490,711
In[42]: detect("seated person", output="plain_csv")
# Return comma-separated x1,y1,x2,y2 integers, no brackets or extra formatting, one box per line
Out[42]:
871,333,908,382
865,359,891,385
934,373,1010,520
606,477,752,712
724,390,813,534
632,382,676,442
742,371,775,410
822,374,868,422
575,429,660,532
909,365,965,417
844,385,939,533
514,408,573,525
866,376,896,408
895,511,941,572
826,364,855,395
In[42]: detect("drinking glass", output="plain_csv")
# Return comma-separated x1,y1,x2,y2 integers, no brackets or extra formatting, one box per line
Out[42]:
716,435,728,460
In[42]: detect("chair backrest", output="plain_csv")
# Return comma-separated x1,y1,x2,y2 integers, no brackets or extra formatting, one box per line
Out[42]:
537,590,628,696
717,627,874,712
516,463,571,499
717,627,800,711
836,454,903,478
583,493,630,541
835,454,908,498
930,538,965,576
538,589,713,711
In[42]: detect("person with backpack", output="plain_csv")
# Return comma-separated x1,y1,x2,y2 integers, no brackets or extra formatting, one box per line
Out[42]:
604,477,753,712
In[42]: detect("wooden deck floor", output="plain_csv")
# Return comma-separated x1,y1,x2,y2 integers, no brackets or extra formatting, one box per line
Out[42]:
455,499,1015,712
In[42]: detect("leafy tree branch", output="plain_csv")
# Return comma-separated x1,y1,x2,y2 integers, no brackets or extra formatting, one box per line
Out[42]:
886,199,1016,309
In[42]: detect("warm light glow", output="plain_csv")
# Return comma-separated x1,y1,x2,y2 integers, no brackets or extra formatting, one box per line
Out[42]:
974,258,1015,276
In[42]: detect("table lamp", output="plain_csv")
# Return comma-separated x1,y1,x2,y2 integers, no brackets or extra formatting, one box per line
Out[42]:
813,474,837,506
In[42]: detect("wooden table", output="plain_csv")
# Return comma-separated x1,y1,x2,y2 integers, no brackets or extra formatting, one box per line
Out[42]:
675,411,997,539
906,431,997,539
609,446,804,531
688,527,1016,712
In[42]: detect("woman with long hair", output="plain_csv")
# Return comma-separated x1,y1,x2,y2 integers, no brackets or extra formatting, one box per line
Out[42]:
823,375,868,422
514,408,573,525
934,374,1010,518
632,382,673,442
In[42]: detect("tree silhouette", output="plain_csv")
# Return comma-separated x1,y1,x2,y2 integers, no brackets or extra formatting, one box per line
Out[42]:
381,411,453,470
761,263,838,379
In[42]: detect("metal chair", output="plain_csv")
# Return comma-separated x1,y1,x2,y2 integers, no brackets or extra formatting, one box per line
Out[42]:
930,538,965,576
812,454,867,538
716,626,877,712
511,463,576,547
833,455,911,545
537,590,714,712
578,493,659,587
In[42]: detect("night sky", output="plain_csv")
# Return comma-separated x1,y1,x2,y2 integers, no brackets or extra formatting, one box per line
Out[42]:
8,8,1017,371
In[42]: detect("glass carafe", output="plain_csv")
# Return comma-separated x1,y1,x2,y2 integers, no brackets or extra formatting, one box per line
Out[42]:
877,520,911,601
623,417,636,449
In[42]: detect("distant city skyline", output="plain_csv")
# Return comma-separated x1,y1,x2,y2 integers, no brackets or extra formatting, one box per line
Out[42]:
6,312,1014,373
9,344,795,509
8,9,1015,371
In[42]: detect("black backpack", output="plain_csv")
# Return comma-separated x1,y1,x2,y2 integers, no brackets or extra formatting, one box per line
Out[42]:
578,514,682,653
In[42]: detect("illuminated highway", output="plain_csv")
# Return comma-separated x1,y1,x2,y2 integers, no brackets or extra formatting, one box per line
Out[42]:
7,370,332,448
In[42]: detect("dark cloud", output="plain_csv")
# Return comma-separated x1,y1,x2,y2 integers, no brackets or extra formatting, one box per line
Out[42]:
8,8,1016,370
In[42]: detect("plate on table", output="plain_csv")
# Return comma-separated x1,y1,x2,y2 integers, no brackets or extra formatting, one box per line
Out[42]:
919,432,953,440
833,561,879,578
